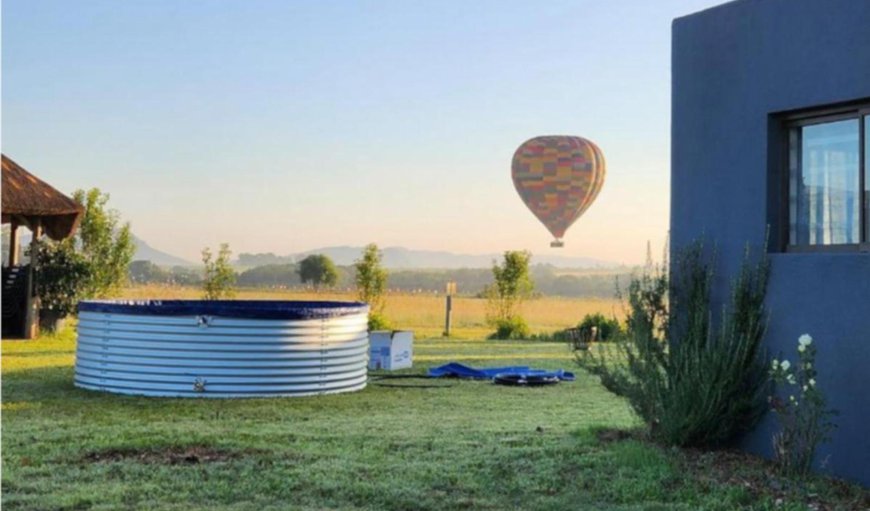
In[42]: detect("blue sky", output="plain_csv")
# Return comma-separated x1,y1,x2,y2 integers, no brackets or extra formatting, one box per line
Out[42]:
2,0,725,264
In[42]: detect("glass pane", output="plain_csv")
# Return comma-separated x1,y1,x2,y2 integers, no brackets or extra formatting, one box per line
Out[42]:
791,118,860,245
865,116,869,243
788,127,800,244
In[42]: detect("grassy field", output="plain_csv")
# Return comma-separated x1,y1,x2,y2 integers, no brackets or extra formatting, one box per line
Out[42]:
2,328,867,510
118,285,624,339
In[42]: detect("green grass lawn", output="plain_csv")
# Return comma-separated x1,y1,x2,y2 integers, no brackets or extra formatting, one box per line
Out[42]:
2,329,867,510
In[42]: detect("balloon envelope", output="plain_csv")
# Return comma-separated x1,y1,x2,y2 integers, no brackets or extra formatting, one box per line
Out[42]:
511,135,605,245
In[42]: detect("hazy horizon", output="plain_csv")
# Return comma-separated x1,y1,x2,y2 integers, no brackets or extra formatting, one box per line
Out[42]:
2,0,724,265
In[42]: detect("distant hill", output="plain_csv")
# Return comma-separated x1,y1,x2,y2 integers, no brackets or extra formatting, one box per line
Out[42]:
132,235,195,267
0,230,195,267
238,246,617,270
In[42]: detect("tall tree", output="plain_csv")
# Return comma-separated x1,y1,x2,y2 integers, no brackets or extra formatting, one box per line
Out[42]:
297,254,338,290
72,188,136,298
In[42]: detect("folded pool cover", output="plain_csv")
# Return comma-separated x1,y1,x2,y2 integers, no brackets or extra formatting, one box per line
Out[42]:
427,362,575,385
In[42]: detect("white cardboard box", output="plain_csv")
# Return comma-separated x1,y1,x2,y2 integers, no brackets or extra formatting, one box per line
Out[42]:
368,330,413,370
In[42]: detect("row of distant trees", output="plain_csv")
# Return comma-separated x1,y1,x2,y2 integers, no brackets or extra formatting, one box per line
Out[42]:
129,260,628,298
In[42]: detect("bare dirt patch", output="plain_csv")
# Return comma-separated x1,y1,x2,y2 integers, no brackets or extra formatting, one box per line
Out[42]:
680,448,870,511
82,445,262,465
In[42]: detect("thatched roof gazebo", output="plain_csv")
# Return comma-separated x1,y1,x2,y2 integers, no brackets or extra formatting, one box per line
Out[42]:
2,155,83,243
2,154,83,338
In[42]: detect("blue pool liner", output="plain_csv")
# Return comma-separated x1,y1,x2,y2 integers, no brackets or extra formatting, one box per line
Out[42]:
78,300,369,320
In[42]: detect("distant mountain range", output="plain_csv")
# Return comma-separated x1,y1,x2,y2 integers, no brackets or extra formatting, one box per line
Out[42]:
237,246,618,270
4,230,617,270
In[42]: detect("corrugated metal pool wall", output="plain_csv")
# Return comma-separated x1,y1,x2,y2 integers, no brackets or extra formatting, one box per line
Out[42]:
74,301,370,398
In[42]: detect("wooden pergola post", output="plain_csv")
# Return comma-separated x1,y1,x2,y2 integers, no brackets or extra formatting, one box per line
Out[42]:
8,219,20,266
24,218,43,339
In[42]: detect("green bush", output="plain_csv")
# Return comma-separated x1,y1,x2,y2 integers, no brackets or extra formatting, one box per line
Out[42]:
577,313,623,342
577,241,770,448
31,240,90,320
368,312,391,332
489,316,530,340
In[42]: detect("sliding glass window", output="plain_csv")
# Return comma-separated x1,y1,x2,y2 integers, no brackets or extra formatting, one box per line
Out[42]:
787,104,869,250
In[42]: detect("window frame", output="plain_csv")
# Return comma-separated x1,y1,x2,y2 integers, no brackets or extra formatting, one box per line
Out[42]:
774,100,870,254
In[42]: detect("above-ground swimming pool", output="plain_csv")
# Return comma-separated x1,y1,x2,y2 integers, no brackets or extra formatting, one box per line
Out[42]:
74,300,370,398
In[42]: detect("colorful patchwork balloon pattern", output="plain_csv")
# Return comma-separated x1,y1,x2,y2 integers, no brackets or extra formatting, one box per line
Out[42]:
511,135,606,246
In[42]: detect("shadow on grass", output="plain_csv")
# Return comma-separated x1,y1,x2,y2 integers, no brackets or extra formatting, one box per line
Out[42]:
1,366,178,414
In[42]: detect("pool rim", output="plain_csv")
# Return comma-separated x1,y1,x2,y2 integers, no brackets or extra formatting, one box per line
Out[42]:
77,299,370,321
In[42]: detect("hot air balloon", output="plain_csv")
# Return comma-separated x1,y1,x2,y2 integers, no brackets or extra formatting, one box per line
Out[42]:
511,135,606,247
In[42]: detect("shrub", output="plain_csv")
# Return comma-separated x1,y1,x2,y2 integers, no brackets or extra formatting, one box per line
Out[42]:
769,334,837,477
488,316,530,340
367,313,391,332
31,240,90,324
577,313,623,342
578,241,770,448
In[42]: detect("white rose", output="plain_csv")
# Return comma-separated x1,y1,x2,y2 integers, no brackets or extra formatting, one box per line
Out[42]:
803,385,808,392
771,359,779,369
780,360,791,371
809,378,816,387
798,345,806,353
787,375,796,385
799,334,813,347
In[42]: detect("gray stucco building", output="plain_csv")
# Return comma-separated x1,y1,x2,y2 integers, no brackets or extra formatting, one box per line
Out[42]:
671,0,870,485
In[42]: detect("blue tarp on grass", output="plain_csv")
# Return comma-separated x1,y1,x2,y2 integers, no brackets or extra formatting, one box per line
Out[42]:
427,362,575,382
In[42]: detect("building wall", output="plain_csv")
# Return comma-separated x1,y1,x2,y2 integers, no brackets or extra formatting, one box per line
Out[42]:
671,0,870,485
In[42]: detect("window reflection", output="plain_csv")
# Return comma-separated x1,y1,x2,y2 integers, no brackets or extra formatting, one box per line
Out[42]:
790,119,860,245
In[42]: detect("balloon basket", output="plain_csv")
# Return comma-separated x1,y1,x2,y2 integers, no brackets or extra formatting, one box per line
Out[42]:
550,240,564,248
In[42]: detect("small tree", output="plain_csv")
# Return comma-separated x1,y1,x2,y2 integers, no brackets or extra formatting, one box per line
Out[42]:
297,254,338,290
354,243,389,330
202,243,236,300
72,188,136,298
485,250,534,339
30,188,134,329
